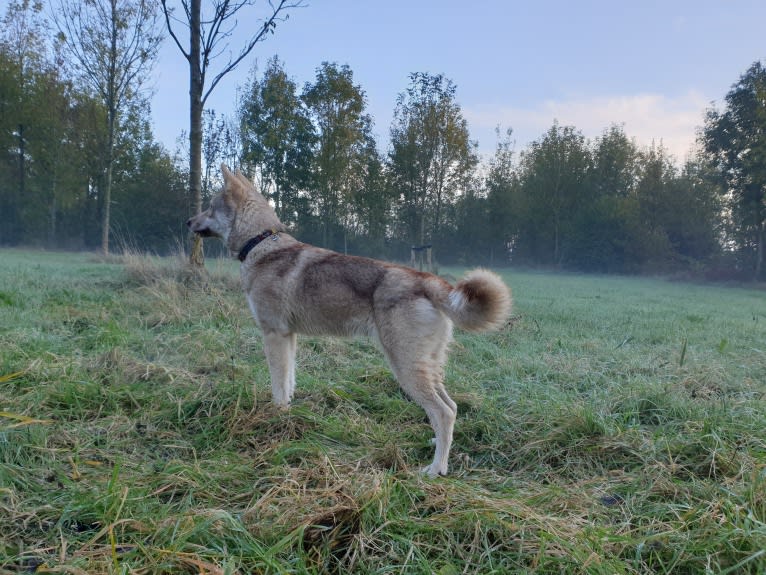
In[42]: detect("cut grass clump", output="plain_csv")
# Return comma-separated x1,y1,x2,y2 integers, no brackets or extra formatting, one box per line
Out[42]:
0,249,764,573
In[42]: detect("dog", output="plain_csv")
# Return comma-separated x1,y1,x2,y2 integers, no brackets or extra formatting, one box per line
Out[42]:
186,164,512,476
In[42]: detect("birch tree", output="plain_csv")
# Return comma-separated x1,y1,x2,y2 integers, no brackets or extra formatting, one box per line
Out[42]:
55,0,162,255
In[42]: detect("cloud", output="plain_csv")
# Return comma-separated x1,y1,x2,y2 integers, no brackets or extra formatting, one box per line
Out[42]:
465,91,711,162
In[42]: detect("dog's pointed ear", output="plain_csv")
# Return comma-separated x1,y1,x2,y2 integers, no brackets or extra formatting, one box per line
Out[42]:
221,163,235,182
234,168,255,192
221,163,246,204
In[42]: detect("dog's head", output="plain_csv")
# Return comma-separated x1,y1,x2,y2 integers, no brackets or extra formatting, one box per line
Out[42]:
186,164,252,243
187,165,285,253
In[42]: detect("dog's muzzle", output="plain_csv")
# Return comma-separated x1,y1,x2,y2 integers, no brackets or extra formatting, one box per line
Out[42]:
186,218,211,236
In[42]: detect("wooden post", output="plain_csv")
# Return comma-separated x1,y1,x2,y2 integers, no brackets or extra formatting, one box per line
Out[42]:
410,245,433,272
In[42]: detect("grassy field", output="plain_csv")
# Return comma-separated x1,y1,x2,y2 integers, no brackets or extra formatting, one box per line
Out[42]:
0,248,764,574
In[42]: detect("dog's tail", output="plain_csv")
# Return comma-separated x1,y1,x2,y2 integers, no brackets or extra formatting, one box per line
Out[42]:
427,269,512,332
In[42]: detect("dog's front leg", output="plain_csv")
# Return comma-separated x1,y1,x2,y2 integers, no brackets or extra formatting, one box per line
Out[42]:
263,331,297,407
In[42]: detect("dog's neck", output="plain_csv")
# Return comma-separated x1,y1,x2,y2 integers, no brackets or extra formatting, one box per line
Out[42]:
227,196,284,257
237,229,279,261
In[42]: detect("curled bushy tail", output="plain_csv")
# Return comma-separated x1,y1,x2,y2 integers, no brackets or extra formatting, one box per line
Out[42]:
427,269,512,332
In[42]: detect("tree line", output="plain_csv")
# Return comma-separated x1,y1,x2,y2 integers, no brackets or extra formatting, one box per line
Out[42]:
1,1,764,280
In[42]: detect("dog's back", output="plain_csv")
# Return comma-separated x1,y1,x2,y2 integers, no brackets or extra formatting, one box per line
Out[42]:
241,240,511,341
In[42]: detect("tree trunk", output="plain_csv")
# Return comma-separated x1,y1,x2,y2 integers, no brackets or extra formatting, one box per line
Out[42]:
190,91,202,213
100,82,117,255
101,0,118,256
18,124,24,199
49,180,57,247
755,218,764,281
188,0,205,267
102,122,114,255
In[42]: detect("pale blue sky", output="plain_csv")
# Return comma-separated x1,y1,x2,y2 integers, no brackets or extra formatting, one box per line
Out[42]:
152,0,766,161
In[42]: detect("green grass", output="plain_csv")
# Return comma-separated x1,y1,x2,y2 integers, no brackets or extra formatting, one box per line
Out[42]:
1,248,765,574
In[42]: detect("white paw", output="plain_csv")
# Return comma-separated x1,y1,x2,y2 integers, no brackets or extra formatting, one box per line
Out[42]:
420,463,447,478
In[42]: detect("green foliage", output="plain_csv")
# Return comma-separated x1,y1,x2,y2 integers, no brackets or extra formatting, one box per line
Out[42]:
111,142,190,252
503,125,723,273
704,60,766,280
389,72,478,250
516,122,592,265
0,0,185,254
1,250,765,573
483,128,520,261
239,56,315,227
302,62,381,252
54,0,163,254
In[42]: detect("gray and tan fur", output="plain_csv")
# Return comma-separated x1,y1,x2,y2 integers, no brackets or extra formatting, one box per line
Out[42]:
187,165,512,476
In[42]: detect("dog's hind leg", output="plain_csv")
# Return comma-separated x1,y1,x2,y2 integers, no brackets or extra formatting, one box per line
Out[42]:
286,332,298,400
431,340,457,419
405,368,456,477
263,331,297,407
381,338,456,477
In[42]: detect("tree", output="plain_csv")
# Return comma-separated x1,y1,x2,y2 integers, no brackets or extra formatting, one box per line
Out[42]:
389,73,477,251
516,121,590,265
202,109,239,201
302,62,375,251
704,61,766,280
568,125,639,272
0,0,47,244
160,0,302,265
630,143,678,268
239,56,315,226
664,154,722,264
484,127,519,264
1,0,104,249
112,141,189,253
350,136,390,256
55,0,161,255
452,175,491,264
25,49,74,246
589,124,638,200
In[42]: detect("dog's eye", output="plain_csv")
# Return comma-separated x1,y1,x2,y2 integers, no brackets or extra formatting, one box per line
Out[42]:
211,197,224,213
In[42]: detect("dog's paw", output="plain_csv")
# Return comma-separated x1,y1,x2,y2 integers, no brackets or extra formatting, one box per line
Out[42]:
420,463,448,478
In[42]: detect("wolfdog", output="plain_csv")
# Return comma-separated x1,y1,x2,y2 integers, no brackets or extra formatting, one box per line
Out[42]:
187,165,512,476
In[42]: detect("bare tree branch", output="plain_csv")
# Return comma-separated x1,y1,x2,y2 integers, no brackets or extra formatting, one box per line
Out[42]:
160,0,191,60
204,0,301,104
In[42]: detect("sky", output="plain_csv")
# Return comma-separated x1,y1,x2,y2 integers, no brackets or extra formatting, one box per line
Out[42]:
152,0,766,163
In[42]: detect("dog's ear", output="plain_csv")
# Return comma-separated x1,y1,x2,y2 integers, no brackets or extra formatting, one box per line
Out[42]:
234,169,257,194
221,163,247,205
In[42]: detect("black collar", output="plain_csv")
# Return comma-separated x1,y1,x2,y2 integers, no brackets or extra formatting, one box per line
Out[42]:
237,229,278,262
